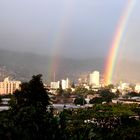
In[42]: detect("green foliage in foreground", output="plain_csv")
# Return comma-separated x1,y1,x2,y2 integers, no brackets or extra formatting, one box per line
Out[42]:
89,89,118,104
58,104,140,140
0,75,140,140
1,103,140,140
74,97,87,105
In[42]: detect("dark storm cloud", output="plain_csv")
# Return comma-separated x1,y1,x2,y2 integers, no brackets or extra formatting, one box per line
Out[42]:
0,0,139,59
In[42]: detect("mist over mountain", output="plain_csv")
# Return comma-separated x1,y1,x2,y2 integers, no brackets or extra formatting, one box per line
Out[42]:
0,49,104,82
0,49,139,84
0,49,50,82
114,59,140,84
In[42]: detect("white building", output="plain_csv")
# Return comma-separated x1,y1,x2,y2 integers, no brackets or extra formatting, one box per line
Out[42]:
50,81,60,89
61,78,70,90
118,83,130,91
89,71,100,87
135,84,140,93
0,77,21,94
117,83,130,96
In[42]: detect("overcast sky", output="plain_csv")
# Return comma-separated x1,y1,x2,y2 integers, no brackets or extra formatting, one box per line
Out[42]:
0,0,140,60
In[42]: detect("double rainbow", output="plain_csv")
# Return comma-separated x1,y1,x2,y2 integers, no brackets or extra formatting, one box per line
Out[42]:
48,1,75,80
104,0,136,85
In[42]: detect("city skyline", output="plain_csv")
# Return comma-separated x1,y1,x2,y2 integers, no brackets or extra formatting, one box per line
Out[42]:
0,0,140,83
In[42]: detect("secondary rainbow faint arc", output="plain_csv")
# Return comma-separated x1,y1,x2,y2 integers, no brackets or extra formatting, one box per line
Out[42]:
48,1,75,81
104,0,136,85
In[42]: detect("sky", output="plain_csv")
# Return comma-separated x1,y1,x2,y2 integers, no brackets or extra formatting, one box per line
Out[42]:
0,0,140,60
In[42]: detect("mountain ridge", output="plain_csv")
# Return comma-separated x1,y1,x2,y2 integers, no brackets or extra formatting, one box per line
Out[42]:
0,49,139,83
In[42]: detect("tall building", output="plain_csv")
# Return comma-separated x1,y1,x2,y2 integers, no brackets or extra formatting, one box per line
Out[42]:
61,78,70,90
89,71,100,86
0,77,21,94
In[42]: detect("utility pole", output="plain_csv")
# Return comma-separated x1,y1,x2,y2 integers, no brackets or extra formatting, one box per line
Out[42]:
53,72,56,82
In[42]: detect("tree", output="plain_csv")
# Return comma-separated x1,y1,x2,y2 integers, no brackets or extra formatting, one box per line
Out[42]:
74,86,88,97
71,81,75,88
6,75,60,140
89,97,103,104
104,84,114,90
128,91,140,97
13,74,50,111
0,95,2,104
74,97,86,105
99,89,117,103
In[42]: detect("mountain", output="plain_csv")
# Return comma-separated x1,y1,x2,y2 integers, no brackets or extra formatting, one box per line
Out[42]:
0,49,139,84
0,49,104,82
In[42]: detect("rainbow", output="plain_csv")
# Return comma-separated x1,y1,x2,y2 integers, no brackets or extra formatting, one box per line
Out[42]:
104,0,136,85
48,1,75,81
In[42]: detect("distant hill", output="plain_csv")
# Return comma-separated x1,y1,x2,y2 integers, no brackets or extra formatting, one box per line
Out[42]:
0,49,51,82
0,49,104,82
0,49,139,84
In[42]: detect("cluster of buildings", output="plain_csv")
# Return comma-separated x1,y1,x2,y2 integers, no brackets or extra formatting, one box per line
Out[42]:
78,71,101,90
0,70,100,95
1,69,140,97
1,70,140,107
112,82,140,95
0,77,21,95
0,70,101,95
50,71,100,91
50,78,71,90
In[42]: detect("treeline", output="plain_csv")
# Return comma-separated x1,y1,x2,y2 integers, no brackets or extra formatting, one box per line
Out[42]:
0,75,140,140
